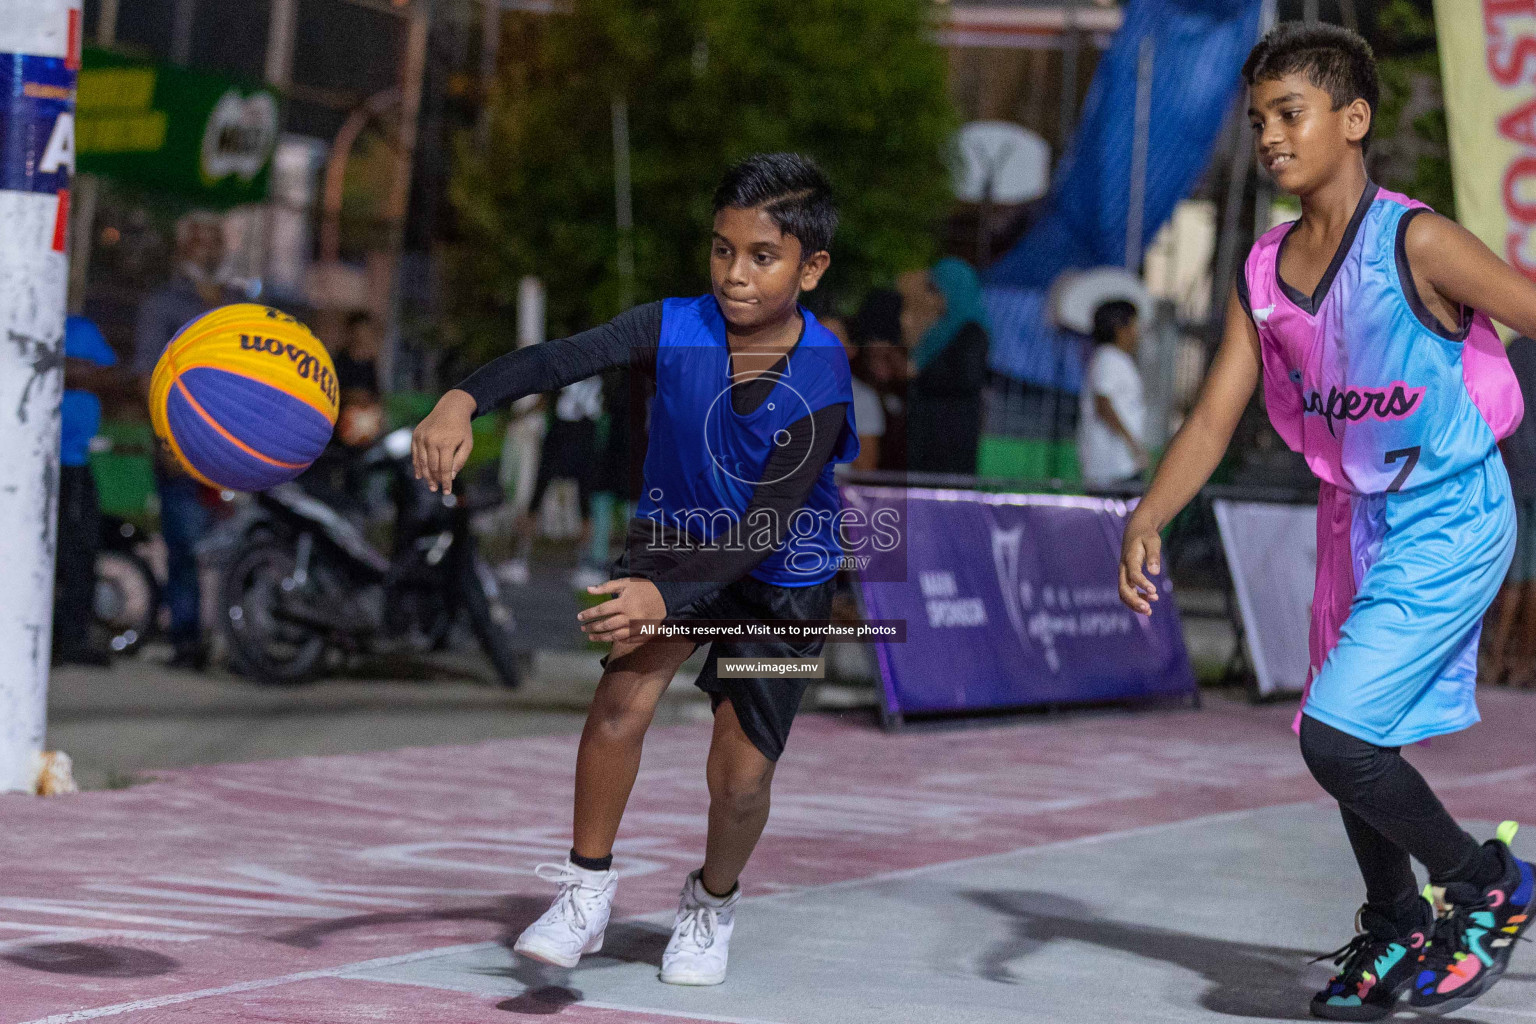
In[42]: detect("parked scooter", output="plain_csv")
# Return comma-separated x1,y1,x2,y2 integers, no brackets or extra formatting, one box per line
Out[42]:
94,516,161,656
219,428,522,686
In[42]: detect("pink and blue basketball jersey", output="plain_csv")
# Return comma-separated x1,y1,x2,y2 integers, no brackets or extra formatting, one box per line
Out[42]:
1240,184,1524,745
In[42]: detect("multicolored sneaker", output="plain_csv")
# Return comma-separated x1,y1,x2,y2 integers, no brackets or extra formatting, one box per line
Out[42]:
1409,821,1535,1016
1309,901,1432,1020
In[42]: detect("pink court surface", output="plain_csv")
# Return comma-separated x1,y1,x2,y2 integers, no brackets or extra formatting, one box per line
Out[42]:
3,692,1535,1024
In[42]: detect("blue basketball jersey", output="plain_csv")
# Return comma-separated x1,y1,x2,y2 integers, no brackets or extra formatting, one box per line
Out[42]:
637,295,859,587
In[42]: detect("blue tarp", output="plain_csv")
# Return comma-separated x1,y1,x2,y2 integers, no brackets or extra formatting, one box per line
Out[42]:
984,0,1265,390
983,287,1089,394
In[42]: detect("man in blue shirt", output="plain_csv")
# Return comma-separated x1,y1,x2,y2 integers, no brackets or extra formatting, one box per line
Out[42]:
132,212,231,670
414,154,858,987
54,316,120,667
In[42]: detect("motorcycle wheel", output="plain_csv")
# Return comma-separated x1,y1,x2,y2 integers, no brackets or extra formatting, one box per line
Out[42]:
221,540,328,685
93,550,159,656
457,544,523,688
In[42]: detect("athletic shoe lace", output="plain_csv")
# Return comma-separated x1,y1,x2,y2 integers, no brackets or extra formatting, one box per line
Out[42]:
1312,931,1390,982
673,903,719,953
1422,896,1492,971
534,862,600,931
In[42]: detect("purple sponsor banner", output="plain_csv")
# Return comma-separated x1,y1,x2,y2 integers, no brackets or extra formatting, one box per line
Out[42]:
840,485,1195,717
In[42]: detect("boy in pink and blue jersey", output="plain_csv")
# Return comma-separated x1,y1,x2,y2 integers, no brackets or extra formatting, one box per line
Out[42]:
1119,24,1535,1021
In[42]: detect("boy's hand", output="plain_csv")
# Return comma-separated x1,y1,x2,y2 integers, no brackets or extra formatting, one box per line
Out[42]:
1118,514,1162,615
412,389,477,494
577,578,667,642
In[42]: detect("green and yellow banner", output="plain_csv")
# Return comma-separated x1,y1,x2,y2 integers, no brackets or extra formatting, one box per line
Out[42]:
1435,0,1536,282
76,48,279,205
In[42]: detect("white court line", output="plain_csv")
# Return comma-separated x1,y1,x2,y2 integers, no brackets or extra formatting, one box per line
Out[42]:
747,801,1313,905
352,973,798,1024
15,802,1309,1024
14,943,497,1024
576,1002,791,1024
1435,763,1536,790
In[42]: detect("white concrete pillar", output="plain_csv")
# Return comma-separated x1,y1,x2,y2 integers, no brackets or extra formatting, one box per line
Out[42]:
0,0,81,793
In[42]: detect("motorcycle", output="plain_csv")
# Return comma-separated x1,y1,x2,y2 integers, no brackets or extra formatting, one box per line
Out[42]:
219,427,523,687
94,516,161,656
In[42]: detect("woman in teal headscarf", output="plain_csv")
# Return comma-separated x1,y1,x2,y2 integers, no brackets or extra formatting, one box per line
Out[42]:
901,257,991,475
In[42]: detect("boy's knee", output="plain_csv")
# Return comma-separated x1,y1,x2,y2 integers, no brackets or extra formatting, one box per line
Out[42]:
588,686,656,744
710,767,773,818
1299,714,1391,801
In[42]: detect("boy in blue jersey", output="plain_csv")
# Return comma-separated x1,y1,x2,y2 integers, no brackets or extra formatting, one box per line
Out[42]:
1119,25,1536,1020
414,154,858,986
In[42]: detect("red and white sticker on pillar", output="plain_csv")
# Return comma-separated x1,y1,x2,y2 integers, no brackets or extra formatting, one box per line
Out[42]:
0,50,76,251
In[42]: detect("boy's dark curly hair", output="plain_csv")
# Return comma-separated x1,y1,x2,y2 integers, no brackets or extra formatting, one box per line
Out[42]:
713,153,838,258
1243,23,1379,152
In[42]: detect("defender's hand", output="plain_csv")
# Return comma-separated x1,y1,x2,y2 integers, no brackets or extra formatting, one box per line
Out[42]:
577,578,667,643
1118,516,1163,615
412,389,477,494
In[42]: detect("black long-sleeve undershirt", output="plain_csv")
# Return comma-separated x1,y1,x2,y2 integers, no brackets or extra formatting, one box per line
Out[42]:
453,304,849,615
457,302,665,418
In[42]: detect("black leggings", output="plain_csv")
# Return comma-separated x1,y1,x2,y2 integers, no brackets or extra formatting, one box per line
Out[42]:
1299,715,1489,922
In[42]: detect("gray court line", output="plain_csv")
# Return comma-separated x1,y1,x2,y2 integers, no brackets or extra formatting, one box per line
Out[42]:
16,801,1313,1024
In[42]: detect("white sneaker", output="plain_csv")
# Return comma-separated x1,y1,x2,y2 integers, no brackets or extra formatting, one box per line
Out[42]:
498,558,530,586
513,860,617,968
659,870,738,986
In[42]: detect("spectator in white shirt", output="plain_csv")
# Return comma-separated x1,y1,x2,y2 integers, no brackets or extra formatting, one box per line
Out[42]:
824,315,885,471
1077,300,1148,488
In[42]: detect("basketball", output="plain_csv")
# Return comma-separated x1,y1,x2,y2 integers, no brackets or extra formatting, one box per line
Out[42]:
148,304,339,491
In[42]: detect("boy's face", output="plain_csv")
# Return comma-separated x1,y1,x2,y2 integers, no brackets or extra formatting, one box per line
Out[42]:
1248,73,1371,195
711,207,830,332
1118,315,1140,354
895,269,942,347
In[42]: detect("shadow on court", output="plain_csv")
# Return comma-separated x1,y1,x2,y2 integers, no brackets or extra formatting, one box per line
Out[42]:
965,890,1521,1022
273,897,677,1017
0,943,182,979
268,895,549,949
487,919,674,1015
969,890,1348,1021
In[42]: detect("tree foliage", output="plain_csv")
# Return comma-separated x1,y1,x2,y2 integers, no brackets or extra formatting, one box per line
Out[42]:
449,0,957,359
1369,0,1454,217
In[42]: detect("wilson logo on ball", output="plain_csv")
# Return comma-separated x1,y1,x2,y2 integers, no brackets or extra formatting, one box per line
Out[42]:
238,334,339,406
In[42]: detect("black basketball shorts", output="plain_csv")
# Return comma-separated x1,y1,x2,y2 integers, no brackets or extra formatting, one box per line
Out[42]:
601,545,834,762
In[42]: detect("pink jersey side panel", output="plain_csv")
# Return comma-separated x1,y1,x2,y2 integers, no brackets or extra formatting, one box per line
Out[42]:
1243,223,1305,454
1463,313,1524,441
1243,221,1349,487
1295,481,1357,732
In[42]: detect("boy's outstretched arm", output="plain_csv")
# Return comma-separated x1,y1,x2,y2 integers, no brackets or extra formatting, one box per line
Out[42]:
1119,287,1261,614
412,302,661,493
1405,213,1536,340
